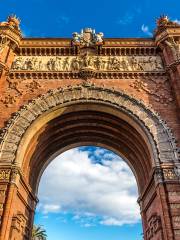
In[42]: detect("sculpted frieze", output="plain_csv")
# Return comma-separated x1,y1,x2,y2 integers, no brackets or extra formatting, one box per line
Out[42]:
11,55,164,72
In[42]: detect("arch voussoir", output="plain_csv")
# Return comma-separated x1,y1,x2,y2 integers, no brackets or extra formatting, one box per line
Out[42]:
0,84,178,168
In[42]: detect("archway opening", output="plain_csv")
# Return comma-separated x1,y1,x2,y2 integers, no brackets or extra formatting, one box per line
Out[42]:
1,93,165,240
34,146,143,240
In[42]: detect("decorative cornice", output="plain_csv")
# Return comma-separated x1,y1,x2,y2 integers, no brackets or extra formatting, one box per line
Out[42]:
9,71,166,80
20,38,156,48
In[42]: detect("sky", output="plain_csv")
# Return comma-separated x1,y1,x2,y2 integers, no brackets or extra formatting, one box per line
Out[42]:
0,0,180,38
1,1,180,239
35,147,142,240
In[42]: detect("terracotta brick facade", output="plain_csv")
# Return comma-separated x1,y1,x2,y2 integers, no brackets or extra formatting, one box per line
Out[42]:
0,15,179,239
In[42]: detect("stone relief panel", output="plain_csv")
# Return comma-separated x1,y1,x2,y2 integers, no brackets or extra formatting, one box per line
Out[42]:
130,77,173,105
10,213,30,240
11,55,164,72
0,78,41,107
145,214,164,240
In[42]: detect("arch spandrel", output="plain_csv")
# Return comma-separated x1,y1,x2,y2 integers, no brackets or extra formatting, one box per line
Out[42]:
0,83,178,170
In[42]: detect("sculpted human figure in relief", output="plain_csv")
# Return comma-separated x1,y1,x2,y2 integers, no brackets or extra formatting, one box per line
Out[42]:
0,36,10,61
165,37,180,61
11,56,164,72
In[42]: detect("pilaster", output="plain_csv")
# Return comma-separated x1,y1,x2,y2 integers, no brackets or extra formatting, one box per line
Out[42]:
155,16,180,118
0,15,22,87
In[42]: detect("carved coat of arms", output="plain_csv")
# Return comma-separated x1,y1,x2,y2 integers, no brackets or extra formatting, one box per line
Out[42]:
72,28,104,47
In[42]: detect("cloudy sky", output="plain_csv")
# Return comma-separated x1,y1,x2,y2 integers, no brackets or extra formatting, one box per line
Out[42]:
35,147,142,240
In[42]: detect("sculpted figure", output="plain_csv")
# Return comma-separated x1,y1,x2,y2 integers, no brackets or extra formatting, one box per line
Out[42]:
63,57,71,71
56,57,62,71
47,58,56,71
95,32,104,43
0,36,9,56
55,57,62,71
94,57,102,70
72,32,80,44
82,53,94,68
130,57,144,71
165,37,180,60
11,57,23,70
38,60,43,70
154,58,163,70
121,58,130,71
72,28,104,47
101,58,108,70
71,57,80,71
111,57,121,70
88,56,94,68
0,15,21,32
82,54,89,68
25,58,33,70
32,57,39,70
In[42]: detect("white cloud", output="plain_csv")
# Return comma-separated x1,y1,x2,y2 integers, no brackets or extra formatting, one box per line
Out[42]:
141,24,153,37
57,15,70,25
37,148,140,227
117,12,134,25
39,204,61,214
173,19,180,25
117,8,141,26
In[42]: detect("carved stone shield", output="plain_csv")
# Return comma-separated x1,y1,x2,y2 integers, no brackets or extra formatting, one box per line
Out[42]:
80,28,94,46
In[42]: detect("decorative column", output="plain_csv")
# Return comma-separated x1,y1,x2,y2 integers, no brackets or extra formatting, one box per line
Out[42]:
155,17,180,239
0,15,22,86
139,164,180,240
0,15,22,239
0,165,38,240
155,15,180,118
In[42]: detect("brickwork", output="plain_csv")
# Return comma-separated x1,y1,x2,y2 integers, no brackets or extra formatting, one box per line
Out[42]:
0,15,179,239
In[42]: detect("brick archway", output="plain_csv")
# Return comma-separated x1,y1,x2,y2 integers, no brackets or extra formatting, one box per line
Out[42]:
0,14,180,240
0,84,179,240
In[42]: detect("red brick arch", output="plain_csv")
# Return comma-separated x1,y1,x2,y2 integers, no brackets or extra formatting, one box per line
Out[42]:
0,84,179,240
0,15,180,240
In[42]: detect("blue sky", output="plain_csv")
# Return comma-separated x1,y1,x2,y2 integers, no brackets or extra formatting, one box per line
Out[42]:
0,0,180,38
35,147,142,240
1,1,180,239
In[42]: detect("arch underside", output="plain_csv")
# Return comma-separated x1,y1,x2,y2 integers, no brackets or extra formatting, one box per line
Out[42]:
0,83,178,194
25,105,152,194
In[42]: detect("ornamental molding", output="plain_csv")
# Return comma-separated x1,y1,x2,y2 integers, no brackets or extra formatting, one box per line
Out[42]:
9,71,166,81
0,78,41,107
11,55,164,73
20,39,155,47
130,77,173,105
146,214,163,240
0,83,178,168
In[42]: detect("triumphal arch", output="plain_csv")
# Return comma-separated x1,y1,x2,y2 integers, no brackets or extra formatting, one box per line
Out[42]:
0,15,179,239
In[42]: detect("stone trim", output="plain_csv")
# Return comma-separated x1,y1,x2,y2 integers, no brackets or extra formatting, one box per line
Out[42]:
9,71,166,80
